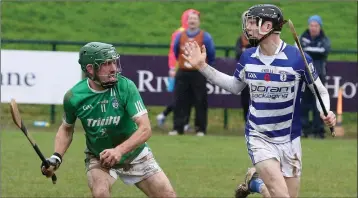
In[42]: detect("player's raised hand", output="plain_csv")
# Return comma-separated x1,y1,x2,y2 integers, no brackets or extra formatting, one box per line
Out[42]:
320,111,336,127
100,148,122,168
181,41,207,70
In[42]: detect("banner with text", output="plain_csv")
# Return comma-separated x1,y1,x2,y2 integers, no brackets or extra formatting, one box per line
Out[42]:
120,55,357,112
1,50,357,112
1,50,82,104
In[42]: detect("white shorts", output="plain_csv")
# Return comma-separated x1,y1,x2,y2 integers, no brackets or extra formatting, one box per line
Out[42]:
246,136,302,177
85,147,162,185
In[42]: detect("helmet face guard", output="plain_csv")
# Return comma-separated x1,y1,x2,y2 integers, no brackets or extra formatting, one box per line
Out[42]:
91,54,122,89
242,13,275,47
242,5,287,46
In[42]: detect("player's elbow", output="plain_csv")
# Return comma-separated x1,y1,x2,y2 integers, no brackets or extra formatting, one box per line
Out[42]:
136,115,152,140
57,123,74,140
142,123,152,139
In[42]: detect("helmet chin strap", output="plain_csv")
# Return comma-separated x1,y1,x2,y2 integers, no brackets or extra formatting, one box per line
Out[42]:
249,27,276,47
90,72,118,89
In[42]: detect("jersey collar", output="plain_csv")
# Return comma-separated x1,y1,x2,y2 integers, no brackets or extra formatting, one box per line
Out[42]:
87,79,109,93
251,39,286,59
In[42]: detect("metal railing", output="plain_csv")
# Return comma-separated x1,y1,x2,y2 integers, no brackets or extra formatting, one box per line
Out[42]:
2,39,357,129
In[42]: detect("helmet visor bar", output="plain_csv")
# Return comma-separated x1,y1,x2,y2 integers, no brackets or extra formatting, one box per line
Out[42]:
94,55,121,88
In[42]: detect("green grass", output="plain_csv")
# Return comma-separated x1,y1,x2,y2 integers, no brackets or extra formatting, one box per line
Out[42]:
1,2,357,197
1,104,357,139
1,131,356,197
1,1,357,61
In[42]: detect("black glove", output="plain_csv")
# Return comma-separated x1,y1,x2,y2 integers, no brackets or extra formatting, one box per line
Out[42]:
41,152,62,176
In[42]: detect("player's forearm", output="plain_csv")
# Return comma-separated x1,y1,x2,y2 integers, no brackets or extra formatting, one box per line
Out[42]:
199,64,246,94
54,123,74,157
115,118,151,155
308,77,330,113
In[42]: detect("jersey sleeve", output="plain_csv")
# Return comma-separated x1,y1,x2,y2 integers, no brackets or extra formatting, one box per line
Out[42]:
125,80,148,119
233,51,246,82
62,90,77,126
301,52,319,85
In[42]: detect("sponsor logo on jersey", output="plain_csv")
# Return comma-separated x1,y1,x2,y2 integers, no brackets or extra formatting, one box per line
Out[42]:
87,116,121,127
112,98,119,109
250,84,291,99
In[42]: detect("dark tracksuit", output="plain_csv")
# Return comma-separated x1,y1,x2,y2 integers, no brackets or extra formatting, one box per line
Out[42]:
235,35,254,123
173,29,216,134
299,29,331,138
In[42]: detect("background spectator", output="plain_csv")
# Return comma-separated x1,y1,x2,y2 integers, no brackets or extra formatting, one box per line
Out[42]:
299,15,331,139
235,32,253,124
156,9,193,132
169,10,216,136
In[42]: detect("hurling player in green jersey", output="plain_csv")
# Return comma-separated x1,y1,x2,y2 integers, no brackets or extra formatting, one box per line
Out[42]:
41,42,177,198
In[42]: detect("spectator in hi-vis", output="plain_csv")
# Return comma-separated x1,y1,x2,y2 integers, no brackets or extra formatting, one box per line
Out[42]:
169,9,216,136
156,9,194,132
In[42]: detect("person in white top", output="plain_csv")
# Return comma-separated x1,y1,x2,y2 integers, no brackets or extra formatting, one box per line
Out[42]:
181,4,336,198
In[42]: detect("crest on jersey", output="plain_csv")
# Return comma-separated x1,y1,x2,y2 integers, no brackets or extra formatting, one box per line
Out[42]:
280,72,287,82
112,98,119,109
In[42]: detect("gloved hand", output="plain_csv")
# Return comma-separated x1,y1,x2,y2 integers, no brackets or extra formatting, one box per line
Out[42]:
41,152,62,178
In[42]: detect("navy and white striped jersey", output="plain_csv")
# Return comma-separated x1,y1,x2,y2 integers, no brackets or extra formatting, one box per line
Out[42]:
234,40,318,144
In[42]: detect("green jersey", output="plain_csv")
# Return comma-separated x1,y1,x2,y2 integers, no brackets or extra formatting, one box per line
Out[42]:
62,76,148,166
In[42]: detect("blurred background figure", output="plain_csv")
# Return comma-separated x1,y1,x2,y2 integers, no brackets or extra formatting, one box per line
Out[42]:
299,15,331,139
235,32,252,124
156,9,193,132
169,9,216,136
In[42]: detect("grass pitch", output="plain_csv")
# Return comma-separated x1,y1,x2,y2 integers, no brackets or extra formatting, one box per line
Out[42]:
1,131,356,197
1,2,357,196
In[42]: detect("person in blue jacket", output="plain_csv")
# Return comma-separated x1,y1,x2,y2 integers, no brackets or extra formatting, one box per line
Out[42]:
299,15,331,139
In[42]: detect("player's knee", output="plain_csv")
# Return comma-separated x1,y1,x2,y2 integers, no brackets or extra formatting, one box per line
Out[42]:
265,185,289,198
153,178,177,197
146,186,176,198
153,181,177,198
91,185,110,198
258,171,288,197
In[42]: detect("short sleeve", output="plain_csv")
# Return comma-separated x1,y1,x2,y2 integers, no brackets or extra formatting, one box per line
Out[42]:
301,53,319,85
233,52,246,82
62,90,77,126
125,80,148,119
